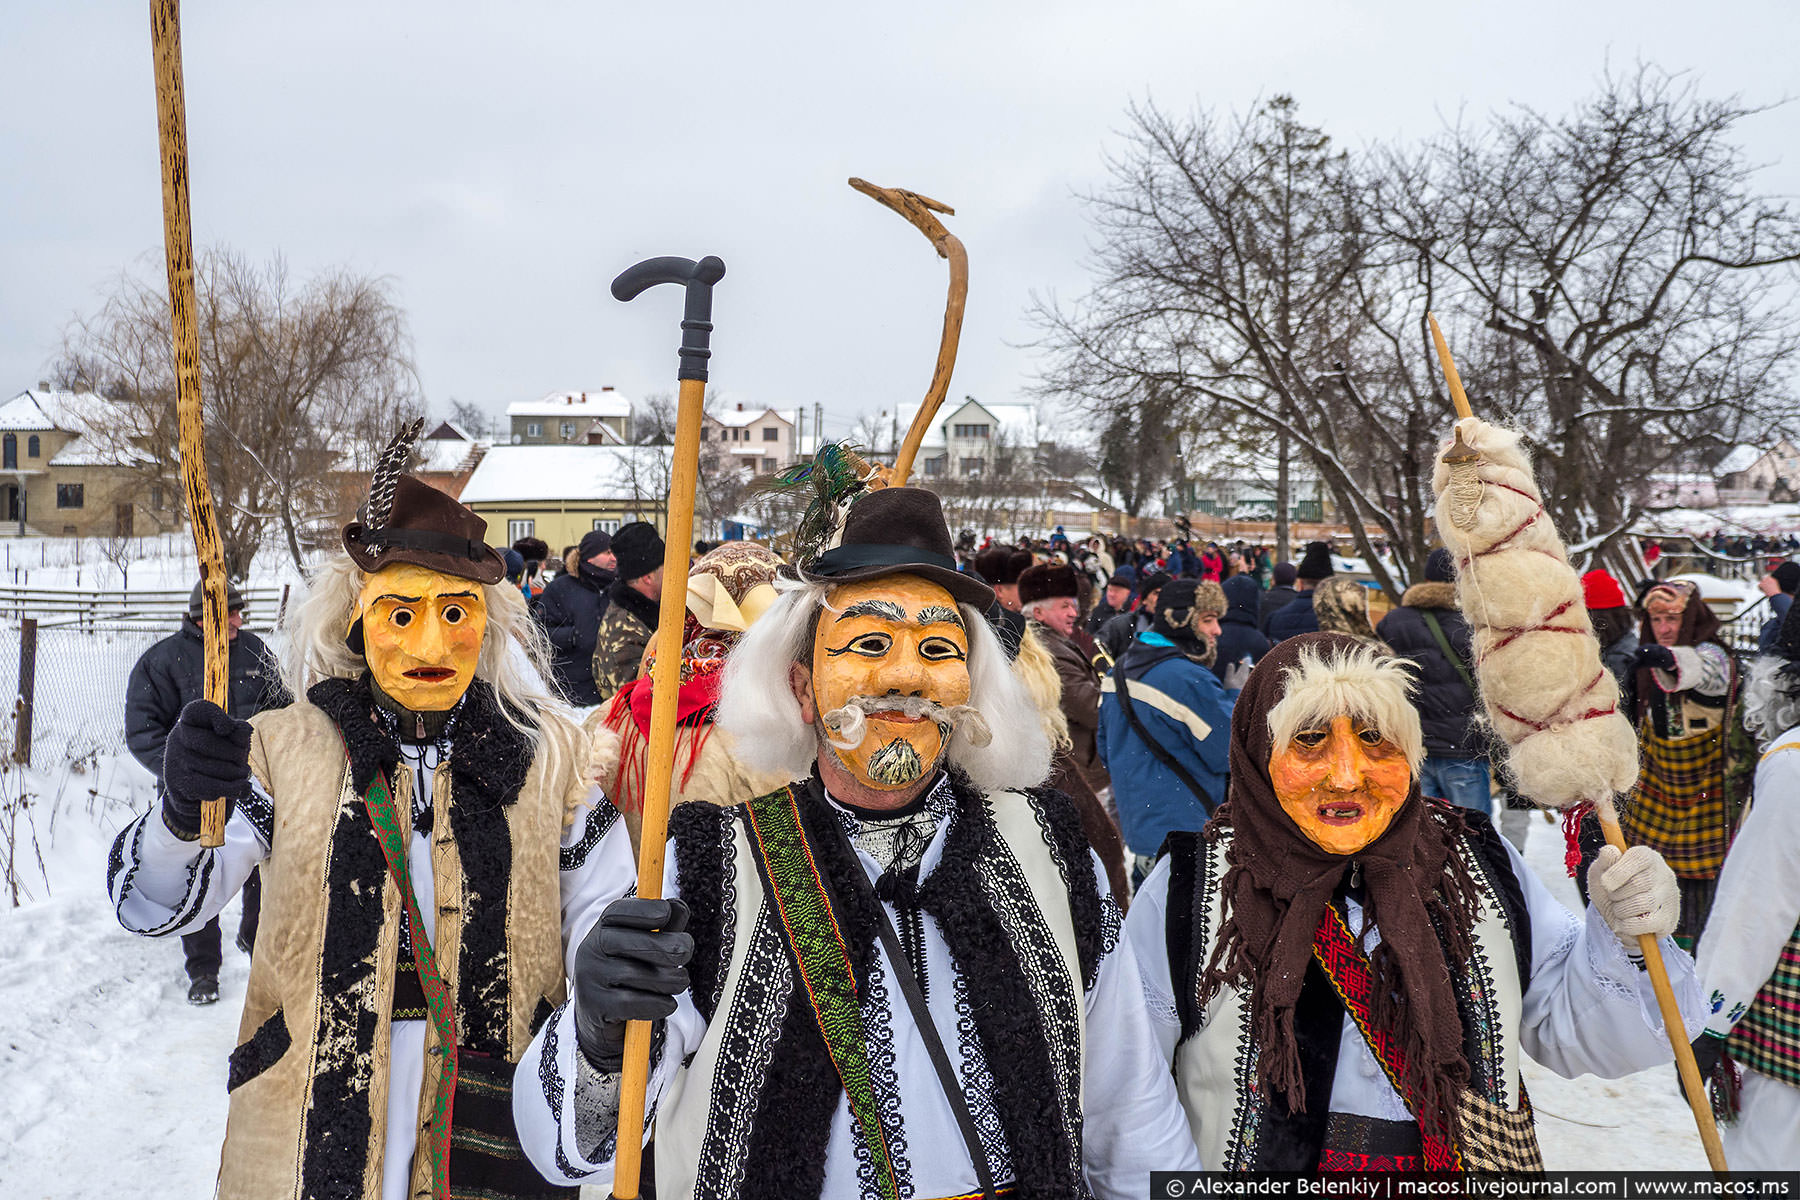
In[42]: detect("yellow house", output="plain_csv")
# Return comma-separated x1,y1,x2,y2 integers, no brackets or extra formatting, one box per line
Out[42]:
457,444,676,553
0,389,178,538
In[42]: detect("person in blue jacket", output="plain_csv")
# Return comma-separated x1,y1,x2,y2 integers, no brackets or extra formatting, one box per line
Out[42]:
1100,578,1240,878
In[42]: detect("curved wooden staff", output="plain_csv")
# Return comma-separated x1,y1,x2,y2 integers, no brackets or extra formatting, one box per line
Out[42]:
848,178,966,485
1428,313,1729,1173
151,0,232,848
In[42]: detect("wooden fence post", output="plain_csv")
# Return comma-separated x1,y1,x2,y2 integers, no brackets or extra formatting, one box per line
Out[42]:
14,618,37,766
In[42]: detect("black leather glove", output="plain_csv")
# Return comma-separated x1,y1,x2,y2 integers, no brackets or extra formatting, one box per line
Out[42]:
573,897,692,1071
1678,1030,1727,1108
160,699,254,839
1634,643,1677,672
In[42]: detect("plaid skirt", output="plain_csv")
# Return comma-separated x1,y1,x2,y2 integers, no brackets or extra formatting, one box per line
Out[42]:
1620,725,1731,879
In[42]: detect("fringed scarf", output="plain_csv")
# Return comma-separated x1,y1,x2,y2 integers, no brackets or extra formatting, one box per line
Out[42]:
1199,633,1482,1147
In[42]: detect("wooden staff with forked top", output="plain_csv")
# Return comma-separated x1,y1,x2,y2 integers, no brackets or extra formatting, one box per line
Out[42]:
150,0,232,848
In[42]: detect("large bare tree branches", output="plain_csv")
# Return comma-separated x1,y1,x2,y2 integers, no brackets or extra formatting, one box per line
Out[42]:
1037,67,1800,585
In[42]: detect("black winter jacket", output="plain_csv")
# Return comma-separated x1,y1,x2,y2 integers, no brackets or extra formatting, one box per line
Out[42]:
534,564,613,705
1097,608,1151,666
1375,581,1484,759
1212,575,1271,683
1264,590,1320,642
124,620,289,778
1258,584,1298,632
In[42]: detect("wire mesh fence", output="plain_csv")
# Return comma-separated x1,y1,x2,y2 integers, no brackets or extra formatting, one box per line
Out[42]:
2,625,168,769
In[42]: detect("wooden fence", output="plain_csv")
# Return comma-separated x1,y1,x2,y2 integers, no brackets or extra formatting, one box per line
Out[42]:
0,585,290,632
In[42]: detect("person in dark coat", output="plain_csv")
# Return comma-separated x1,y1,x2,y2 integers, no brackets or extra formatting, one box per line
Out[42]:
533,528,615,706
1098,570,1169,666
1757,560,1800,654
592,521,666,700
1212,573,1271,685
123,580,289,1004
1583,568,1639,700
1374,548,1490,816
1258,561,1298,631
1265,542,1334,642
1087,567,1136,634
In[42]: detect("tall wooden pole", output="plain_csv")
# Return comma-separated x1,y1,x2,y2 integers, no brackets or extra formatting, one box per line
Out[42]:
151,0,231,848
1428,312,1728,1173
607,255,726,1200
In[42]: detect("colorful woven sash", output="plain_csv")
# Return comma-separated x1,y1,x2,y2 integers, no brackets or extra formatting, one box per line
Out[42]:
364,771,461,1200
744,786,901,1200
1311,905,1462,1173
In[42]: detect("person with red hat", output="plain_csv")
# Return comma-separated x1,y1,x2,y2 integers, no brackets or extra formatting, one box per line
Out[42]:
1582,569,1639,696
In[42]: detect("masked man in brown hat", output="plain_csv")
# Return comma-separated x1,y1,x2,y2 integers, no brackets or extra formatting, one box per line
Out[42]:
515,483,1198,1198
1126,632,1705,1172
109,430,631,1200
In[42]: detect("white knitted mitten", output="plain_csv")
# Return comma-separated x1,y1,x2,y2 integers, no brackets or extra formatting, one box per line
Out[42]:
1589,843,1680,948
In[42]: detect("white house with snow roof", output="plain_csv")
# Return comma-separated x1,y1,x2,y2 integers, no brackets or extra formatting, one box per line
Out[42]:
457,444,676,550
507,389,633,445
0,388,168,538
893,397,1047,480
701,402,802,475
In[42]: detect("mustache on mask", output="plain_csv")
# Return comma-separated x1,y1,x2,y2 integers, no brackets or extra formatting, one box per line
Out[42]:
819,694,993,752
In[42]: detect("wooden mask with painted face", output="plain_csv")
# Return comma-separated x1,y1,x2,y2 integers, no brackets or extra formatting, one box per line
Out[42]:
809,576,971,791
1268,713,1412,856
353,563,488,711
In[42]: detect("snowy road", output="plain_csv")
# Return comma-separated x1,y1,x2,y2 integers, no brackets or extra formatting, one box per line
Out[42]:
0,799,1706,1197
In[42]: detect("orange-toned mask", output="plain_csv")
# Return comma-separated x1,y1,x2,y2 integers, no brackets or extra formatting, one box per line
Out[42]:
1269,714,1412,856
810,575,971,791
354,564,488,711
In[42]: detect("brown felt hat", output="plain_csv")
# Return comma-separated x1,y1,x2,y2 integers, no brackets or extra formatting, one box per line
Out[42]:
798,486,994,609
342,475,506,585
1017,561,1079,606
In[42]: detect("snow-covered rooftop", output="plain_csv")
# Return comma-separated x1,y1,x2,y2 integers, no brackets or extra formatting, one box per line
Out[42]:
458,444,673,504
710,404,794,428
1714,444,1765,476
506,389,632,418
895,398,1045,452
0,389,102,432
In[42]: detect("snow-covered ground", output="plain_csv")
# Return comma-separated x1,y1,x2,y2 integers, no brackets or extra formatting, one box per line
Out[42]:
0,759,1709,1197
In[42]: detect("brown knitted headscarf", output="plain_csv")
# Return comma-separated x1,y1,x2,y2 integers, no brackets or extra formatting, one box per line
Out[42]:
1633,581,1724,723
1200,632,1481,1141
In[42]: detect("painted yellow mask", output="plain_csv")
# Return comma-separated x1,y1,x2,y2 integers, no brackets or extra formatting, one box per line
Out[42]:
354,564,488,711
1269,714,1412,856
809,576,971,791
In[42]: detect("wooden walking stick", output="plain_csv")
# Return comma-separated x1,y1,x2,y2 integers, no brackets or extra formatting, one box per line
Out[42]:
848,178,966,485
151,0,232,849
606,254,726,1200
1426,312,1729,1173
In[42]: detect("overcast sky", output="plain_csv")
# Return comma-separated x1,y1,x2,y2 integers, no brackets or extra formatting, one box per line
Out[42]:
4,1,1797,443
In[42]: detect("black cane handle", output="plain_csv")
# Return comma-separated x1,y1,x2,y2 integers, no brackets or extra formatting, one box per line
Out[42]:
610,255,727,382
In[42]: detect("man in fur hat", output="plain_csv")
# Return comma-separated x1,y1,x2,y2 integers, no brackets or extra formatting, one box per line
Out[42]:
108,440,630,1200
1100,578,1238,879
1693,598,1800,1168
515,485,1198,1198
1128,632,1705,1171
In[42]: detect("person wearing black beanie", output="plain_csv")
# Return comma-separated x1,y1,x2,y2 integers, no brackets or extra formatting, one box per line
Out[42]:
592,521,668,700
1266,543,1334,642
534,528,619,706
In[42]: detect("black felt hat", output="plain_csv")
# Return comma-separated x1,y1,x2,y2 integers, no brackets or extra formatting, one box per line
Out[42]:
1296,541,1336,582
343,475,505,585
612,521,666,582
800,487,994,609
1018,562,1079,606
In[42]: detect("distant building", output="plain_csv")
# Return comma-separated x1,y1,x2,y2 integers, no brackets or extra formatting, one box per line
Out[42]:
701,403,798,474
1713,440,1800,502
457,444,678,550
0,388,174,538
507,389,632,445
414,420,489,498
894,398,1047,480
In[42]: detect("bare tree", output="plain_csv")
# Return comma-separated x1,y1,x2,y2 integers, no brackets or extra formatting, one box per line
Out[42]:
448,398,497,439
1374,64,1800,570
56,249,423,577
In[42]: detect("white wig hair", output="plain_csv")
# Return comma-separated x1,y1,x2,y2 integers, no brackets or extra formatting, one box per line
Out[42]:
1742,654,1800,750
281,554,566,747
717,582,1053,793
1264,641,1425,775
